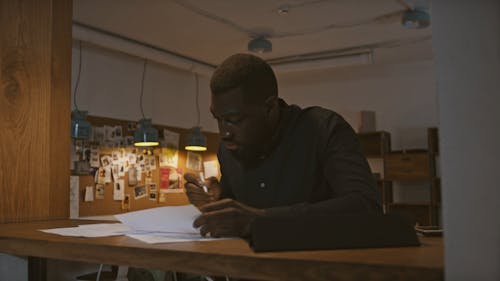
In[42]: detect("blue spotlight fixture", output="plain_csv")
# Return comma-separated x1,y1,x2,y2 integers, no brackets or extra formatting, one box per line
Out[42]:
248,37,272,53
402,9,430,29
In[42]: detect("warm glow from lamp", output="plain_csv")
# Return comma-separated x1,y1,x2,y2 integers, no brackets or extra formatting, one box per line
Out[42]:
185,126,207,151
134,118,159,147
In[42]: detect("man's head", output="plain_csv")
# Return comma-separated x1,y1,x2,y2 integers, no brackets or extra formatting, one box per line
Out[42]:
210,53,280,165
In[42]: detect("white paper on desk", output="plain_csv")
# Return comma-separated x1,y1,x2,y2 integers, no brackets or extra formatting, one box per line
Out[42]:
127,234,225,244
40,223,130,237
115,205,200,234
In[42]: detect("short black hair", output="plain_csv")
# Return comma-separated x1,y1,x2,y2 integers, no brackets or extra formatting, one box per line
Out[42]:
210,53,278,104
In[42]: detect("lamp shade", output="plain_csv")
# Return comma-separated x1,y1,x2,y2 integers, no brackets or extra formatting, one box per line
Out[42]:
185,126,207,151
71,110,92,139
134,118,159,147
248,37,272,53
402,9,430,29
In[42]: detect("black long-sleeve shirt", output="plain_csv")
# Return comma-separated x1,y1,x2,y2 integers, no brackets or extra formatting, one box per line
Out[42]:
218,100,382,217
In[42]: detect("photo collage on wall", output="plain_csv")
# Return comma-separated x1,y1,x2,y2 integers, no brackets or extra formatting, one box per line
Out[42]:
71,122,218,211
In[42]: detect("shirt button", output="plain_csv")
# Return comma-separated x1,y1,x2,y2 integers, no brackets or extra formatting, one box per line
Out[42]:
259,182,266,188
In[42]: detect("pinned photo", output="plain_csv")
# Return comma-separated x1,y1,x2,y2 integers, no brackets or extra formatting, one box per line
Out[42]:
122,194,130,210
89,146,100,168
84,186,94,202
186,151,202,171
134,185,147,200
149,192,157,201
100,155,112,167
96,167,106,185
114,179,125,201
95,184,105,199
104,166,112,183
159,167,184,193
158,192,167,203
93,126,105,144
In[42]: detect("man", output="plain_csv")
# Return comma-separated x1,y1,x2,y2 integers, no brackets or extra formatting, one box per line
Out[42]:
185,53,381,238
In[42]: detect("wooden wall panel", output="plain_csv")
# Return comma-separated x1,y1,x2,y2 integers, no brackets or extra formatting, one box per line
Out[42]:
0,0,71,223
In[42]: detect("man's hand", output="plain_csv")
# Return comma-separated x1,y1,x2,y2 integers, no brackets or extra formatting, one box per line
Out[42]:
193,198,266,238
184,174,221,208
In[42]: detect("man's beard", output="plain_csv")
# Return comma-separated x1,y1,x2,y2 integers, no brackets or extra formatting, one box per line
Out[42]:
230,143,266,168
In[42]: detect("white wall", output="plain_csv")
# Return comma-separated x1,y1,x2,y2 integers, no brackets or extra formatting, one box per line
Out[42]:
71,42,217,133
277,60,439,150
433,1,500,280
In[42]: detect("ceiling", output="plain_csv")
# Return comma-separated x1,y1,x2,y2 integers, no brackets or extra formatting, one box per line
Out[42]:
72,0,433,68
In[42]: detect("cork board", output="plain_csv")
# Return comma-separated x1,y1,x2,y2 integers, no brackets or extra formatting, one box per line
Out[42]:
76,115,220,217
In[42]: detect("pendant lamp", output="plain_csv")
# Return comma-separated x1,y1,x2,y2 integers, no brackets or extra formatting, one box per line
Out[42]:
71,110,92,139
185,74,207,151
402,9,430,29
134,60,159,147
71,40,92,139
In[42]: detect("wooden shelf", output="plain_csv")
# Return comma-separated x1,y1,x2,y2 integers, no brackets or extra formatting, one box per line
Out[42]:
358,131,391,157
359,128,440,226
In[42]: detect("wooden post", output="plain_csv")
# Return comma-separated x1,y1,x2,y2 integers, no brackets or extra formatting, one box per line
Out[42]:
0,0,72,222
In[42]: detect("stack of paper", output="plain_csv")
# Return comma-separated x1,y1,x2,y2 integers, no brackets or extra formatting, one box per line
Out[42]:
40,205,228,244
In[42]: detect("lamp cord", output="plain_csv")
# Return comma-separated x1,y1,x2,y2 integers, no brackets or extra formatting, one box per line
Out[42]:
195,74,200,126
73,40,83,112
139,60,147,119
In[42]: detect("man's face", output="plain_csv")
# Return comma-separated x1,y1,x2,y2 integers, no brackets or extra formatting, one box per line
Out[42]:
210,87,274,165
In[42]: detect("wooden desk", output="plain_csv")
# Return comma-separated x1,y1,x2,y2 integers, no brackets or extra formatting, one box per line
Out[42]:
0,220,443,281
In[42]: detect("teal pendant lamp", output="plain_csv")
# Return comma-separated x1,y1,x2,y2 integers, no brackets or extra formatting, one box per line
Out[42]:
185,126,207,151
71,40,92,140
71,110,92,139
134,60,159,147
248,37,272,53
402,9,430,29
185,74,207,151
135,118,159,147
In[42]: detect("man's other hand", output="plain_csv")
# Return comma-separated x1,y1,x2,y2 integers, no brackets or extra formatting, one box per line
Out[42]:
193,198,266,238
184,174,221,208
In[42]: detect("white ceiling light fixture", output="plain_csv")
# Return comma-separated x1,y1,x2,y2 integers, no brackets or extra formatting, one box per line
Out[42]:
248,37,272,53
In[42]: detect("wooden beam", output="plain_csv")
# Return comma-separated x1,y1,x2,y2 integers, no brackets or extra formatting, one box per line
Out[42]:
0,0,72,222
